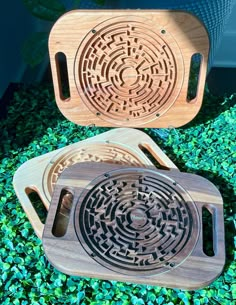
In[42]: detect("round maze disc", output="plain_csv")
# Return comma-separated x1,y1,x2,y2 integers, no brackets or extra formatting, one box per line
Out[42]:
43,143,146,201
74,168,199,275
74,16,184,125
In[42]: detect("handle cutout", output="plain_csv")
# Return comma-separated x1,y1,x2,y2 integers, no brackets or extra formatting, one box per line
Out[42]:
55,52,70,101
52,188,74,237
25,187,47,224
202,205,215,257
138,144,169,170
187,53,202,101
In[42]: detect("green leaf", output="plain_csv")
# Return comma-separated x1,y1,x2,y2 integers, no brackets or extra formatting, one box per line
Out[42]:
157,296,164,304
147,292,156,302
22,0,66,21
77,291,85,303
3,263,11,271
231,283,236,299
54,287,62,297
22,32,48,67
13,299,20,305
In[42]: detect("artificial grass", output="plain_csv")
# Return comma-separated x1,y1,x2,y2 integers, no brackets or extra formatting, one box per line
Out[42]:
0,84,235,304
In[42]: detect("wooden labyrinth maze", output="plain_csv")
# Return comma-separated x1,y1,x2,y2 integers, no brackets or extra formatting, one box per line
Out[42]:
74,19,179,124
13,10,225,289
14,129,169,239
44,143,145,198
49,10,209,127
75,169,199,275
43,162,225,289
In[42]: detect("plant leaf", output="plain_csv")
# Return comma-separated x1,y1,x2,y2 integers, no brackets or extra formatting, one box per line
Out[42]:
21,32,48,67
22,0,66,21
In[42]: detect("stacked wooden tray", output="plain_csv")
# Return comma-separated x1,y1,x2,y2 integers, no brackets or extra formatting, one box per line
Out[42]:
49,10,209,128
13,128,177,238
13,9,225,290
42,162,224,289
13,128,225,289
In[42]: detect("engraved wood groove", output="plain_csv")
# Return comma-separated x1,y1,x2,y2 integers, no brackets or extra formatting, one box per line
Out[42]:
43,162,225,289
13,128,178,238
44,143,146,200
75,170,199,275
75,18,180,124
49,10,209,127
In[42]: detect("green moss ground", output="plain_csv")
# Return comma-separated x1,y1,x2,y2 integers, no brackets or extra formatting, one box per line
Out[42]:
0,84,235,304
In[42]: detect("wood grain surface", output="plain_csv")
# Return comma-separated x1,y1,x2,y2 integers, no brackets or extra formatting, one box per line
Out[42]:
13,128,178,238
43,162,225,289
49,10,209,128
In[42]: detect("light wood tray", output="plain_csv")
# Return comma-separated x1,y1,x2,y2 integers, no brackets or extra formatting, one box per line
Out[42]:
49,10,209,128
13,128,178,238
43,162,225,289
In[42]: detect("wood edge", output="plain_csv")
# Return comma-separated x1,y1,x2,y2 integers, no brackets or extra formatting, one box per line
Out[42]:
13,181,44,240
48,10,210,128
43,163,225,289
13,128,159,239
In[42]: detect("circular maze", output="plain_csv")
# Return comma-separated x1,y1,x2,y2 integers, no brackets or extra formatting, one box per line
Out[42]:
74,17,183,125
43,143,145,200
75,168,199,275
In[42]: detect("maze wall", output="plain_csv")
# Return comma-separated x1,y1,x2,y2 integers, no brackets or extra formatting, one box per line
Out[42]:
43,144,145,199
75,169,199,275
74,17,182,124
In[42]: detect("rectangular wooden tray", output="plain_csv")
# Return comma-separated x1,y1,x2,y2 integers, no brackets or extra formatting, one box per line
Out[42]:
49,10,209,128
43,162,225,289
13,128,178,238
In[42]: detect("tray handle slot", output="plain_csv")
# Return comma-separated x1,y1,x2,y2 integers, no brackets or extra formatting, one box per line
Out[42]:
24,187,47,239
52,188,74,237
55,52,70,101
138,143,179,171
197,202,225,263
202,205,215,256
187,53,202,102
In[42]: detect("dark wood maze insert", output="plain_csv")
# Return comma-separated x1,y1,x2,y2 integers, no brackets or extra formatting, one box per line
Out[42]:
75,169,199,275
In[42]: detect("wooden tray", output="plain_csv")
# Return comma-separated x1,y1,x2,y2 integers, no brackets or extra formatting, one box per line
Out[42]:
13,128,178,238
49,10,209,128
43,162,225,289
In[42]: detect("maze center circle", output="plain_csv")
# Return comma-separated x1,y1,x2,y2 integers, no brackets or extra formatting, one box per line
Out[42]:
75,169,199,275
129,208,147,228
121,67,138,86
75,18,183,124
42,143,145,201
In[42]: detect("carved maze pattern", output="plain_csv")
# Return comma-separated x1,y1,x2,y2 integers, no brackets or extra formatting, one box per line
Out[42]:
44,144,144,197
76,170,198,275
75,20,178,124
